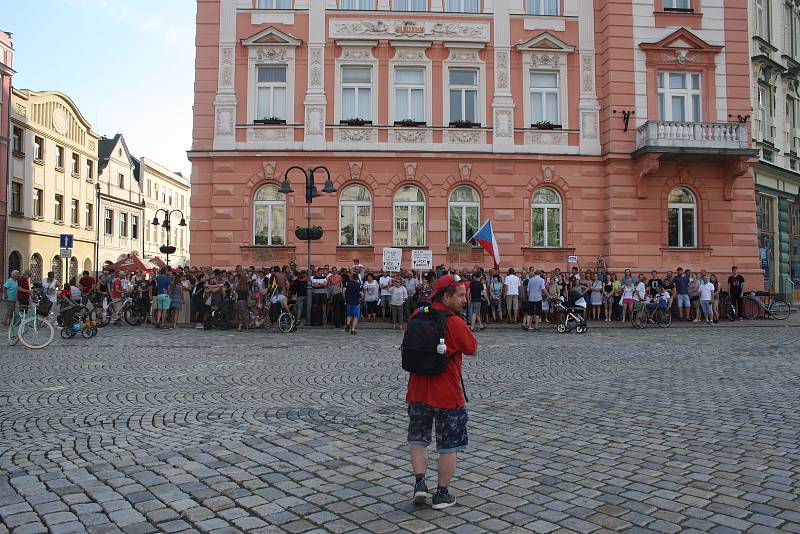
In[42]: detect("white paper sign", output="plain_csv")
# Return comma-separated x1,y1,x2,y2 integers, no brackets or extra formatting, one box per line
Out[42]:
382,247,403,272
410,250,432,270
567,255,578,263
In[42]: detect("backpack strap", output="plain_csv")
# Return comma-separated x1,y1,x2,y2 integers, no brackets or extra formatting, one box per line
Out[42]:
432,308,469,404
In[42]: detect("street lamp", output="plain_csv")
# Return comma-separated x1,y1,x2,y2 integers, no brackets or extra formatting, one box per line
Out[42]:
151,208,187,267
280,166,336,326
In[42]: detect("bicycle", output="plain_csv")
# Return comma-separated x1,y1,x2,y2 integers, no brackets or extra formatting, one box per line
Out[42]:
96,293,147,327
277,306,297,333
743,291,791,320
631,300,671,329
718,291,736,321
8,291,55,349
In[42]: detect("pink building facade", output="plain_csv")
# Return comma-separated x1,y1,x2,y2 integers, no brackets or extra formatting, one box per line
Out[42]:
190,0,761,278
0,31,14,276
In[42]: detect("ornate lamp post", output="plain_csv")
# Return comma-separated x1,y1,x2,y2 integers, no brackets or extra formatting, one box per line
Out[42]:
151,209,187,267
279,166,336,326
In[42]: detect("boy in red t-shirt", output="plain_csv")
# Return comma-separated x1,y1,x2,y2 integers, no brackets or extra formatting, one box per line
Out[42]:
406,274,477,510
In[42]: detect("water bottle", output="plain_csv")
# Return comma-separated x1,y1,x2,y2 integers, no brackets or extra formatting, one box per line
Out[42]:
436,338,447,355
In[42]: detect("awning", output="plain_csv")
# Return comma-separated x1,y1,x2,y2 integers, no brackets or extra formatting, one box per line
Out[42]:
108,255,156,273
148,256,167,268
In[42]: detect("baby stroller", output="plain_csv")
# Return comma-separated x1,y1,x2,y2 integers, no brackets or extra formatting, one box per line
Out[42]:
554,288,587,334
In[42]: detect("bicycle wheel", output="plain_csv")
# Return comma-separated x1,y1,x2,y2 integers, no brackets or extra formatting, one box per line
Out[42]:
96,306,112,327
631,306,645,329
656,309,671,328
59,327,76,339
768,299,791,320
725,303,736,321
744,298,760,320
124,306,146,326
19,316,55,349
278,313,294,333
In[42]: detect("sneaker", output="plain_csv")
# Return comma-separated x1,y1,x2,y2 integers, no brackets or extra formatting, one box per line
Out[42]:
413,480,430,505
432,490,456,510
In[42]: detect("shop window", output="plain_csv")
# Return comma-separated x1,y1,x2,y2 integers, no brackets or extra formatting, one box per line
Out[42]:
757,193,776,290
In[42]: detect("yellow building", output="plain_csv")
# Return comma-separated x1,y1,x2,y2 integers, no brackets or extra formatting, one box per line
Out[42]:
8,89,99,283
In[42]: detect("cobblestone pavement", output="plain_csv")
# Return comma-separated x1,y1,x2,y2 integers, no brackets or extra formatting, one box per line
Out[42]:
0,325,798,534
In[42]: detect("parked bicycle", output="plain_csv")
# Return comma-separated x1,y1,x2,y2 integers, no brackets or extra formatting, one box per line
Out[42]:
718,291,736,321
631,300,671,329
743,291,791,320
95,293,147,327
8,286,55,349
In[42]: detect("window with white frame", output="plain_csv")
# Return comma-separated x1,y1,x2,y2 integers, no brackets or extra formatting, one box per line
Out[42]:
658,72,701,122
394,185,426,247
394,0,427,10
340,0,373,9
54,195,63,223
85,203,93,228
758,85,772,140
448,186,480,244
256,66,288,121
55,145,64,169
33,136,43,161
105,209,113,235
71,153,80,175
668,187,696,248
253,184,286,246
755,0,769,39
532,187,562,248
257,0,291,8
526,0,559,15
71,199,79,225
131,215,139,240
120,212,128,238
445,0,479,12
339,185,372,246
530,71,560,125
449,69,479,124
663,0,692,10
394,68,425,123
341,66,373,122
33,188,43,218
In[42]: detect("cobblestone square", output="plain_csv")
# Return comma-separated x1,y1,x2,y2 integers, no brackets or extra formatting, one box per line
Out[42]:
0,325,798,533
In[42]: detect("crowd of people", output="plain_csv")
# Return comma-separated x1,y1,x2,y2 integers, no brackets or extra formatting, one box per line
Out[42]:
1,257,751,333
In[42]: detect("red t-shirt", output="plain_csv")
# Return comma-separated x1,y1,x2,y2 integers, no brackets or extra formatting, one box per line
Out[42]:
17,276,30,302
405,301,477,409
111,278,123,300
79,276,95,294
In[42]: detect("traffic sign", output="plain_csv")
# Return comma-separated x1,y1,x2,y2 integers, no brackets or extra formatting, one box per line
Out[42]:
59,234,74,248
60,248,72,258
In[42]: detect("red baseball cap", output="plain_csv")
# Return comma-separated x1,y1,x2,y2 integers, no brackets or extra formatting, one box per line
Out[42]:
432,274,465,299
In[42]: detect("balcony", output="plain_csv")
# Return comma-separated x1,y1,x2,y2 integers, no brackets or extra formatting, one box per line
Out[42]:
634,121,756,158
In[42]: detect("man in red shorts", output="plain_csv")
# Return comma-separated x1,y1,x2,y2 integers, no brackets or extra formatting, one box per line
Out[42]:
406,274,477,510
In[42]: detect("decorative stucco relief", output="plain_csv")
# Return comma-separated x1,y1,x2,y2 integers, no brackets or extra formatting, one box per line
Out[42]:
494,110,513,138
305,107,324,136
220,48,234,87
530,54,560,66
525,131,568,145
335,127,376,143
332,20,489,42
495,50,510,90
216,108,234,136
391,128,432,144
581,54,594,93
447,130,483,144
256,48,287,62
309,47,323,88
248,127,289,142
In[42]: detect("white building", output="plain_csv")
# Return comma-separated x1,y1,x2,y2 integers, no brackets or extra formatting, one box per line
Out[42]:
96,134,145,267
136,157,190,266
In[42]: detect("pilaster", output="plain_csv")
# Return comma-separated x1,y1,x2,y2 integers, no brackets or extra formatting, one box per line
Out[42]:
577,0,601,156
304,1,327,150
492,0,515,152
213,0,238,151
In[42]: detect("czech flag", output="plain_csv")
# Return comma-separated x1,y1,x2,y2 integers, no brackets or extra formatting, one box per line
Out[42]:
470,219,501,268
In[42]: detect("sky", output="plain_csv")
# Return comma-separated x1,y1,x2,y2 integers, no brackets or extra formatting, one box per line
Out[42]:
4,0,196,178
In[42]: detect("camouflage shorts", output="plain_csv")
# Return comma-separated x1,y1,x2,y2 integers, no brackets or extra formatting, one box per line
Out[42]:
407,402,468,453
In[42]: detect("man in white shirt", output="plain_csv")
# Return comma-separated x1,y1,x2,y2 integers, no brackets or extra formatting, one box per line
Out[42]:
524,270,545,331
699,277,715,324
503,268,522,324
379,270,393,321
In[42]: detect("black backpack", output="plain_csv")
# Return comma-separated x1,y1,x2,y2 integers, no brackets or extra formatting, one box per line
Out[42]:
401,307,453,375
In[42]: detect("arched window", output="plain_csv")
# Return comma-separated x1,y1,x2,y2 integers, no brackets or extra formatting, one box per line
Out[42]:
668,187,696,248
84,258,93,274
69,257,79,283
29,253,43,283
532,187,562,248
394,185,426,247
8,251,21,276
253,184,286,246
339,185,372,246
51,256,63,283
448,186,480,244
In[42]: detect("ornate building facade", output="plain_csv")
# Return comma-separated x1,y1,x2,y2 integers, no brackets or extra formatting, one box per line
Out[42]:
749,0,800,299
0,31,14,276
190,0,761,279
8,89,99,283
